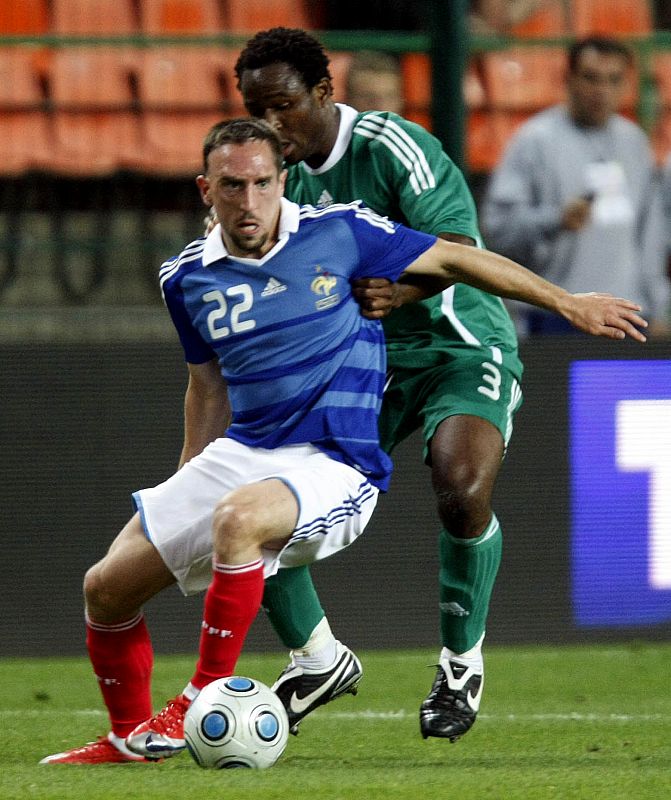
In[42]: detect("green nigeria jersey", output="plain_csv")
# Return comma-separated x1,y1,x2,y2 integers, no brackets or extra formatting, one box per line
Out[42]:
284,105,520,370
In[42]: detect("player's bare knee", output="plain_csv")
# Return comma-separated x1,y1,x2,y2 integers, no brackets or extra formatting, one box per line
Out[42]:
83,562,131,622
435,480,492,538
212,495,261,552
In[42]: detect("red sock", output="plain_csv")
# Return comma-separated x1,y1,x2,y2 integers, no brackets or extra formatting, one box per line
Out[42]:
191,558,265,690
86,613,153,738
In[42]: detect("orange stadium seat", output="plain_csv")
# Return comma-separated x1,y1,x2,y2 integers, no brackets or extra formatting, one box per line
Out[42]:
51,0,138,34
569,0,652,36
401,53,432,130
48,48,142,175
136,49,229,174
509,0,567,36
467,48,567,174
139,0,223,33
0,113,52,175
0,0,48,34
213,47,246,115
224,0,313,31
467,111,526,173
327,51,353,105
137,48,228,110
481,48,567,111
0,47,51,174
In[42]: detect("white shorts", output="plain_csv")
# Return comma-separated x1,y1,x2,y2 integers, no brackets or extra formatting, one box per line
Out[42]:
133,439,379,596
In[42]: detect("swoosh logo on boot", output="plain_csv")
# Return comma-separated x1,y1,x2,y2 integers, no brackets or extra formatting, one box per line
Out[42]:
288,659,350,716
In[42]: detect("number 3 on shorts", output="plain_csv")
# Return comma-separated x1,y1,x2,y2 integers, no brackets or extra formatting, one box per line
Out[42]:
477,361,501,401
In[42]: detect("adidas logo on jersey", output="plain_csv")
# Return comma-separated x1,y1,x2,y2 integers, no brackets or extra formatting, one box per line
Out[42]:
317,189,334,207
261,277,287,297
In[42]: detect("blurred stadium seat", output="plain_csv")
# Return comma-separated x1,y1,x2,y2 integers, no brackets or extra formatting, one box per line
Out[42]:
327,51,353,105
139,0,223,33
136,49,229,174
0,47,51,174
51,0,138,34
569,0,652,36
481,47,567,111
466,110,525,173
48,48,142,175
400,53,432,130
508,1,567,36
0,0,48,34
466,47,567,172
224,0,314,31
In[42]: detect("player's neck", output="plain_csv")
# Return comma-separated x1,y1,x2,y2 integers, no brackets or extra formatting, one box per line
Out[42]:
303,104,340,170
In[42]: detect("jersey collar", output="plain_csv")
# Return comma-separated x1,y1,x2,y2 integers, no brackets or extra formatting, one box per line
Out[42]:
300,103,358,176
202,197,300,267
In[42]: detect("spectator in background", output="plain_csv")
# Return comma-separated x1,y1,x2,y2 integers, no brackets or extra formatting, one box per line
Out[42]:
482,36,670,337
660,153,671,285
346,50,403,115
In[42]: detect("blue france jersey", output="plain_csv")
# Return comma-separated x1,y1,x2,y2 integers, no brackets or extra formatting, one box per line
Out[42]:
160,199,435,490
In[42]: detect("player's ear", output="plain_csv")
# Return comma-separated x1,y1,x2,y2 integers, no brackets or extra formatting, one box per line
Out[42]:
196,175,211,206
314,77,333,106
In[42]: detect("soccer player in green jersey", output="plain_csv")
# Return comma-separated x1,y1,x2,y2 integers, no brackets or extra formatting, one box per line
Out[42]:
233,27,522,741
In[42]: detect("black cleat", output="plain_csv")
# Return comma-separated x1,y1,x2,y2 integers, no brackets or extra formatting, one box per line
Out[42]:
272,641,363,735
419,660,483,741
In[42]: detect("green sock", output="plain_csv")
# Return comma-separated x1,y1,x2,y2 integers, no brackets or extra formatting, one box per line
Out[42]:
262,565,325,649
439,515,502,654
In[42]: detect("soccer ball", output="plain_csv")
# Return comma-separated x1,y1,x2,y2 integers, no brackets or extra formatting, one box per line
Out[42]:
184,676,289,769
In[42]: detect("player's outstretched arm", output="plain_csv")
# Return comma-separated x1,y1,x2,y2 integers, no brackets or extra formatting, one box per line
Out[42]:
404,239,648,342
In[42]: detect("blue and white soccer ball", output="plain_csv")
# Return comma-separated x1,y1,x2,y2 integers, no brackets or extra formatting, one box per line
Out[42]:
184,676,289,769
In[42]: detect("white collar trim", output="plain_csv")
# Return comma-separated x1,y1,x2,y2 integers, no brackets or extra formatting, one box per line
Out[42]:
300,103,358,176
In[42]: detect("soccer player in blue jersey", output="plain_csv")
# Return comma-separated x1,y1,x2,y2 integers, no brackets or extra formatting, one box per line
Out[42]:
40,118,646,764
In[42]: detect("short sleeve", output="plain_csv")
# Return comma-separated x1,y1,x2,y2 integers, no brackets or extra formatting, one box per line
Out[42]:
162,272,216,364
344,205,436,282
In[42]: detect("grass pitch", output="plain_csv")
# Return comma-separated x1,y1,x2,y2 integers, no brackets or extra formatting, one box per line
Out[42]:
2,643,670,800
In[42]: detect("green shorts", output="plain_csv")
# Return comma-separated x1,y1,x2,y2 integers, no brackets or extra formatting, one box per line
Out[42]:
379,349,523,461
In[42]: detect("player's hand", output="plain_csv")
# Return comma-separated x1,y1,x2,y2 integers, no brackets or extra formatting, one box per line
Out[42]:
351,278,400,319
560,292,648,341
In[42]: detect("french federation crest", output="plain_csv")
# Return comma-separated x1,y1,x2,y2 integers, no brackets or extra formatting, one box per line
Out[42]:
311,270,340,310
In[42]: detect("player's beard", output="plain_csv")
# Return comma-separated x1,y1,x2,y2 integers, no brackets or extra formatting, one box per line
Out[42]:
228,229,270,258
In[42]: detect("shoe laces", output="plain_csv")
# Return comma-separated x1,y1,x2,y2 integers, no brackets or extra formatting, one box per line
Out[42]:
149,695,189,735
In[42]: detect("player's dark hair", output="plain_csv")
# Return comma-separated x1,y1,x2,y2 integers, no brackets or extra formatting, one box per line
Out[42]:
202,118,284,173
568,36,633,73
234,27,332,90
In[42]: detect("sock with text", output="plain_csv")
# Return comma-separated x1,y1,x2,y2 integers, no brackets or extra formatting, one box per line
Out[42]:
191,558,265,690
86,613,154,738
